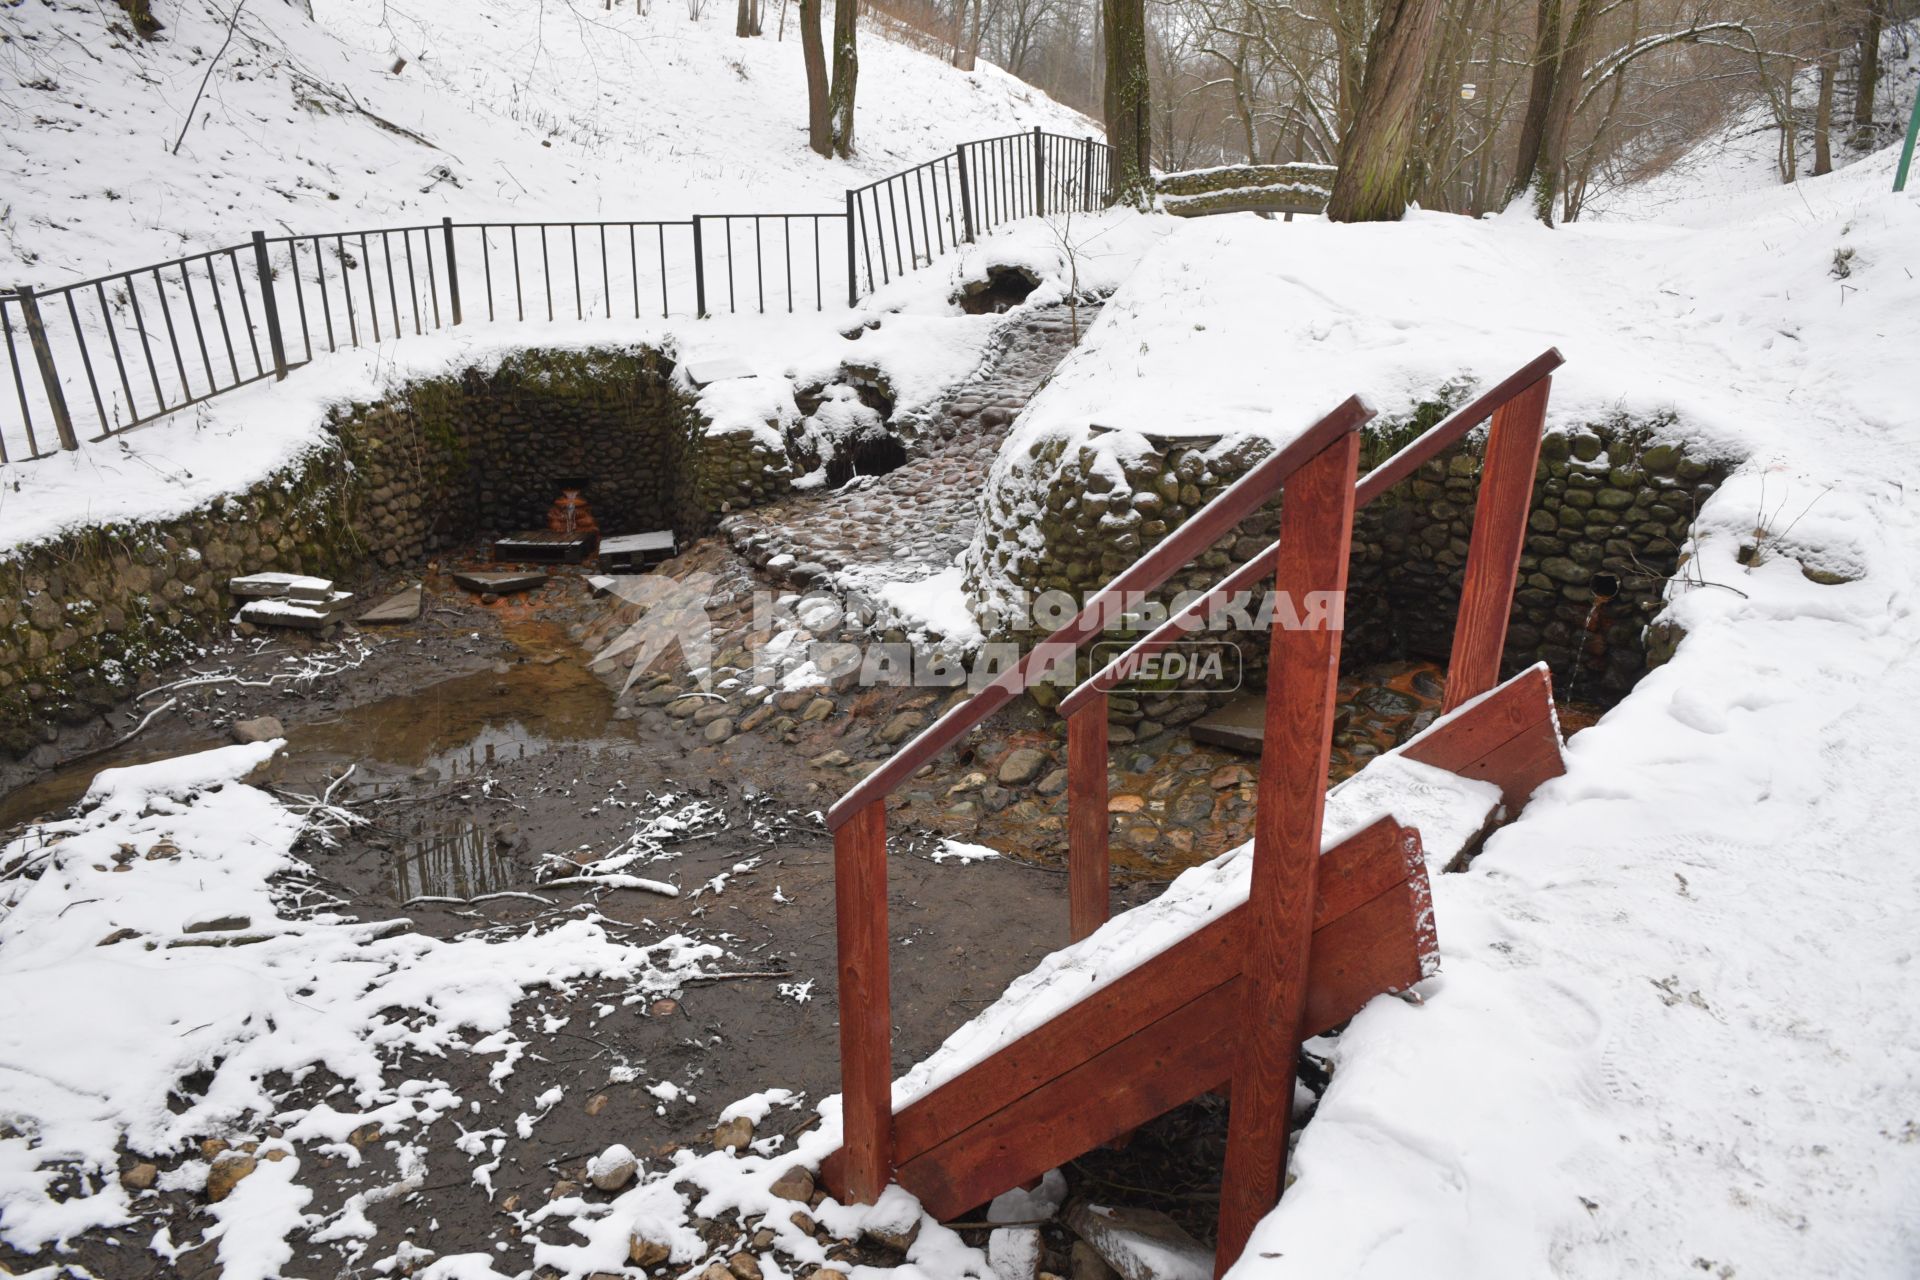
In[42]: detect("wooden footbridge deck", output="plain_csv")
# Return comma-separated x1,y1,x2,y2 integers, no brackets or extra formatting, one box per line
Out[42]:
818,350,1568,1273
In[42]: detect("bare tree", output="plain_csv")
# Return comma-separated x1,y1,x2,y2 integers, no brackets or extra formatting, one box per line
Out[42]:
801,0,832,155
829,0,860,156
1326,0,1446,221
1103,0,1153,204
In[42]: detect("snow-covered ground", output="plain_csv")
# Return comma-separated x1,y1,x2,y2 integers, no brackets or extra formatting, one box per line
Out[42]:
5,11,1920,1276
0,0,1090,284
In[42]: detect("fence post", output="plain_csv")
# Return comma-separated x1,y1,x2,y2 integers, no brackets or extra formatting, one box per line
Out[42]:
691,216,708,318
1033,125,1046,218
14,287,77,452
956,147,976,243
248,232,290,382
1083,137,1096,210
441,217,463,326
845,190,858,309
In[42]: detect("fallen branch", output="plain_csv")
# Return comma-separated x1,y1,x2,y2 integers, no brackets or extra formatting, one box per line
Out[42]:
403,891,557,908
172,0,246,156
539,874,679,897
684,970,795,983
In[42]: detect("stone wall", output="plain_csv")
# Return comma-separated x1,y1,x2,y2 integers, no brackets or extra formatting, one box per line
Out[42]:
1,345,793,758
965,409,1734,707
0,446,362,757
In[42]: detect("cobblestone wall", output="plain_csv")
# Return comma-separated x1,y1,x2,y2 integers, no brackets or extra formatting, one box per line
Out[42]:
1,346,790,757
965,412,1734,707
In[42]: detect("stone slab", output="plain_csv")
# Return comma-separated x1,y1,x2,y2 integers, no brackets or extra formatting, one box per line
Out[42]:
681,356,754,387
230,572,333,600
237,593,354,630
1187,692,1266,754
451,570,548,595
359,585,424,624
600,530,678,570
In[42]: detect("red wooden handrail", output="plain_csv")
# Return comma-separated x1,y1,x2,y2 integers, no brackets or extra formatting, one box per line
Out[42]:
1059,348,1564,717
827,397,1374,1205
822,393,1376,833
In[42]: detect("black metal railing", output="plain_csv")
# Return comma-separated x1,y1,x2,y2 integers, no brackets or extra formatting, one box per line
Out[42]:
1,127,1111,465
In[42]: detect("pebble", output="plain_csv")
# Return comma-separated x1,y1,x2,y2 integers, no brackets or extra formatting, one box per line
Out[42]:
996,747,1050,785
588,1143,638,1192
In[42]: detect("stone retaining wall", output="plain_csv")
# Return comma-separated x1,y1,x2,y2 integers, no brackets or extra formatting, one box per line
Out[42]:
1,345,791,757
965,408,1734,709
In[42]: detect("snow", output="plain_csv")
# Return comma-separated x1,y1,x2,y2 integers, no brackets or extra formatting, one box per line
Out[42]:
0,0,1093,286
0,744,731,1264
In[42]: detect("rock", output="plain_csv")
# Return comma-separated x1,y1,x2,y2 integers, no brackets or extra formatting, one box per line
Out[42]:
712,1115,755,1151
810,749,852,768
121,1162,158,1192
629,1236,672,1268
1064,1204,1211,1280
359,585,424,624
205,1152,257,1203
997,747,1050,785
728,1253,763,1280
704,718,735,743
1106,793,1145,814
230,716,284,744
990,1227,1042,1280
801,697,836,722
452,570,547,595
1035,767,1070,796
1188,694,1265,753
876,711,925,744
588,1143,638,1192
1208,764,1250,789
861,1220,921,1253
666,696,707,719
769,1166,816,1203
584,1093,610,1117
183,914,252,934
551,1179,582,1198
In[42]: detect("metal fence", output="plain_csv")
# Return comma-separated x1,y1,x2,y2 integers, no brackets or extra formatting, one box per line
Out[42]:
1,127,1112,465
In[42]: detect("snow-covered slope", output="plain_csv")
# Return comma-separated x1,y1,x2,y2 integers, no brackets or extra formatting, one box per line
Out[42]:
0,0,1093,285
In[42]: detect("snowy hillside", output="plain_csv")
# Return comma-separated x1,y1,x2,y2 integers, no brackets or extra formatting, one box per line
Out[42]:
0,0,1094,285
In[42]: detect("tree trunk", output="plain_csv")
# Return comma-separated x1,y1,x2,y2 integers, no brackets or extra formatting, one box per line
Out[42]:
1232,23,1258,162
1326,0,1446,222
736,0,759,37
801,0,831,156
1102,0,1152,205
949,0,969,68
1852,0,1883,130
1813,57,1835,175
1514,0,1599,223
829,0,859,158
1506,0,1562,206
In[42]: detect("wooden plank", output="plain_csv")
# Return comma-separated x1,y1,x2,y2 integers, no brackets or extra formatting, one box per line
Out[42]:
834,801,893,1203
1215,430,1360,1275
886,817,1408,1165
1403,664,1565,809
1067,697,1110,943
1443,374,1553,712
897,979,1246,1221
889,874,1431,1221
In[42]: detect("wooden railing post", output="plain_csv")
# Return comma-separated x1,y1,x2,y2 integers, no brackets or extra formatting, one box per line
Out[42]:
13,287,77,452
1067,695,1110,942
1441,374,1552,713
1214,428,1360,1274
835,799,893,1202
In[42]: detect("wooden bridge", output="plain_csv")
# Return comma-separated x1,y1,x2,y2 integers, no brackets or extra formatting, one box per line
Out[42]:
818,350,1567,1273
